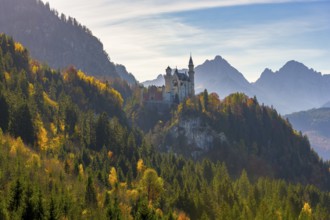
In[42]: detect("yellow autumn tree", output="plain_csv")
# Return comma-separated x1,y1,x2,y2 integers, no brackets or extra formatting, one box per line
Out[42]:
137,159,145,174
37,126,48,151
107,151,113,159
14,42,25,53
140,168,163,205
109,167,118,189
177,212,190,220
298,202,312,220
79,163,84,180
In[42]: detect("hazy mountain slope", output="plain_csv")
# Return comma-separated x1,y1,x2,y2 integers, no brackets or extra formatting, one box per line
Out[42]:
142,74,165,87
323,100,330,108
195,56,255,97
286,108,330,160
254,61,330,114
0,0,135,82
115,64,137,84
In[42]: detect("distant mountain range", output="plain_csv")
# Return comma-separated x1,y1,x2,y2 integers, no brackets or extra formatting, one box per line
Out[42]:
195,55,254,97
143,56,330,114
254,60,330,114
286,108,330,160
323,101,330,108
0,0,136,83
142,74,164,87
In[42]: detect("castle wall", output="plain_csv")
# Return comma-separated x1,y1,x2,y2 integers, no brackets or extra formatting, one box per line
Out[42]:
143,56,195,106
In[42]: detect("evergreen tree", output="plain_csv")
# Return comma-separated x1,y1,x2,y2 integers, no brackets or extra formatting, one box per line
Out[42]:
236,170,250,200
0,193,9,220
21,185,34,220
34,189,45,220
48,197,57,220
135,198,154,220
8,179,24,212
203,89,209,111
85,176,97,208
64,104,78,136
10,103,35,145
106,197,122,220
0,94,9,132
95,112,110,150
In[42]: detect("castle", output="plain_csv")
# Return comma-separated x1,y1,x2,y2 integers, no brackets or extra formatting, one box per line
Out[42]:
143,56,195,105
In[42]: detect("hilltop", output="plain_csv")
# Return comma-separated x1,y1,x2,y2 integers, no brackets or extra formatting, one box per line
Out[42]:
0,0,136,83
142,91,330,187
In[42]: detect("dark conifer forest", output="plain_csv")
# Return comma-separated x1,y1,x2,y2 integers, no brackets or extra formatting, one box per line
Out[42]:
0,34,330,219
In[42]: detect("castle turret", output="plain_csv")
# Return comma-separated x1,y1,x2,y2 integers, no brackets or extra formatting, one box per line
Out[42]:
188,55,195,96
164,66,172,93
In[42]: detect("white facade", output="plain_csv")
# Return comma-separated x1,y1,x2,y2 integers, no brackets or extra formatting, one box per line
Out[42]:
164,56,195,103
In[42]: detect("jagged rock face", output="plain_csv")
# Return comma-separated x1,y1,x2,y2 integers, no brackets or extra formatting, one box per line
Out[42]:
166,117,227,157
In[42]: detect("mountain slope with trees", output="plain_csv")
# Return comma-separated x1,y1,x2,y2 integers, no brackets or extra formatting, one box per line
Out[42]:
1,34,330,219
0,0,137,83
145,91,330,189
286,108,330,160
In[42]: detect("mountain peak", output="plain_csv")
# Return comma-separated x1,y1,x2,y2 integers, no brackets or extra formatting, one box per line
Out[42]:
195,55,252,96
262,68,274,75
285,60,303,65
214,55,223,61
255,68,274,84
279,60,309,73
142,74,165,87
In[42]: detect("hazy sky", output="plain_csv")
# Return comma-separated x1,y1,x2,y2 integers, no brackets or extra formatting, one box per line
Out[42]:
45,0,330,82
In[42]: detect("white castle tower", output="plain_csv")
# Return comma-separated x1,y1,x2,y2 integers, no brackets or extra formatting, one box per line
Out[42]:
163,55,195,103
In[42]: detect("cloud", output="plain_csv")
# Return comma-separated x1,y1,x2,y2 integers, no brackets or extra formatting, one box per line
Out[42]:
45,0,330,82
97,13,329,81
47,0,314,25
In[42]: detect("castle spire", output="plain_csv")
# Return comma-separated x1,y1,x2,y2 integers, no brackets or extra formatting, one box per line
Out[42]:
189,53,193,66
188,54,195,96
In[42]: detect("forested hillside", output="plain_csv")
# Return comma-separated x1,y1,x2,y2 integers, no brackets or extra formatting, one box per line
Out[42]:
0,0,136,83
1,34,330,219
141,91,330,188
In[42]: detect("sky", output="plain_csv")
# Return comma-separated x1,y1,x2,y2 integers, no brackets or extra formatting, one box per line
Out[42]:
45,0,330,82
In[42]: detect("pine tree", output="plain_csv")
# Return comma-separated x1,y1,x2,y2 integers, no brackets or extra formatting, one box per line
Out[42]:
8,179,24,212
203,89,209,111
0,193,9,220
95,112,110,150
48,197,57,220
64,104,78,136
106,197,122,220
135,198,154,220
34,189,44,220
21,185,34,220
0,94,9,132
85,176,97,208
10,103,35,145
